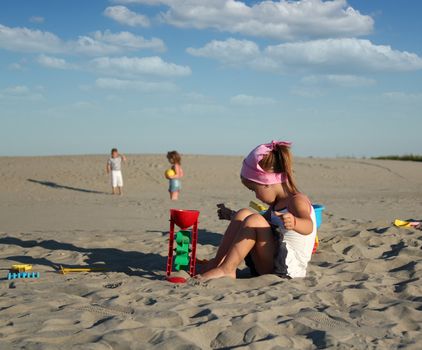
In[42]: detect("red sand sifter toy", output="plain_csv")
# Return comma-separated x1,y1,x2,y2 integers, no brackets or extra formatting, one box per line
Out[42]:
166,209,200,283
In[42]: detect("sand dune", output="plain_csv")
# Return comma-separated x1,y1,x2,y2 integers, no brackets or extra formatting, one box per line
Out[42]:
0,155,421,349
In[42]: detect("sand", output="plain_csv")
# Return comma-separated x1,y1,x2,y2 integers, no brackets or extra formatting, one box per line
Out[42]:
0,154,421,349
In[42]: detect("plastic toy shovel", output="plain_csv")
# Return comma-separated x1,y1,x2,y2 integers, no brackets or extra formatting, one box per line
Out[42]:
60,265,108,274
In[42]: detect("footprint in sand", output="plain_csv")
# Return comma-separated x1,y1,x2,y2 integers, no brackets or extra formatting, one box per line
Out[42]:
295,310,353,333
67,303,135,319
103,282,123,289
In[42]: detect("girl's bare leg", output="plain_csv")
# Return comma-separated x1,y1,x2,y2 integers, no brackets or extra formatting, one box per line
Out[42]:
170,191,179,200
199,214,275,280
201,209,255,273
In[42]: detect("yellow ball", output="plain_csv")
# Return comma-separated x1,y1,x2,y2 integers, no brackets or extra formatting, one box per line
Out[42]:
165,169,175,178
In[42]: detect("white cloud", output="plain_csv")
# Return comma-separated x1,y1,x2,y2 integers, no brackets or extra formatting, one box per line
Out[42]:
265,38,422,72
104,6,150,27
0,85,43,101
37,54,75,69
112,0,161,4
291,74,375,97
0,24,63,53
133,102,228,118
3,85,29,94
92,30,165,52
301,74,376,87
184,92,212,103
187,38,260,66
230,94,276,106
71,34,159,56
71,35,125,55
0,24,164,55
290,86,324,98
33,53,188,80
8,62,24,71
179,103,227,115
29,16,45,24
95,77,177,92
382,91,422,102
72,101,98,110
188,38,422,74
91,56,191,77
112,0,373,40
187,38,278,72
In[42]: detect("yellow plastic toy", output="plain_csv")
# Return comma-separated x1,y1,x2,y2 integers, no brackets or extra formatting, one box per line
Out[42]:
394,219,421,228
313,234,319,253
59,265,108,275
165,168,176,178
11,264,33,272
249,201,267,212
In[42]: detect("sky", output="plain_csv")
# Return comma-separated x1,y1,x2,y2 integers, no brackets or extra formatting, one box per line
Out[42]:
1,0,421,157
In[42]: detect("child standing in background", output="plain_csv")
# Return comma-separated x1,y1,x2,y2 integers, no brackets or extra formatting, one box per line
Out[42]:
106,148,126,195
166,151,184,200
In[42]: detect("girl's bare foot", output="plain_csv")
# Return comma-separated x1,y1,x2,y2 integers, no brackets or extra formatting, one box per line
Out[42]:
196,267,236,281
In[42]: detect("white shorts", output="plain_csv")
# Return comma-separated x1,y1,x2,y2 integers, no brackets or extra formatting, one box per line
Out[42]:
111,170,123,187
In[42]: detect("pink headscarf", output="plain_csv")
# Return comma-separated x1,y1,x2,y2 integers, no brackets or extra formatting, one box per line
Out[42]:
240,140,292,185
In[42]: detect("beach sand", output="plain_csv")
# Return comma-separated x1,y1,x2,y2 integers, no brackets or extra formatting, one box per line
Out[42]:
0,155,421,349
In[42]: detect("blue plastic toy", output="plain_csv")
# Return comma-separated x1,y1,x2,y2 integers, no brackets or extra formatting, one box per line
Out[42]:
312,204,325,229
8,272,40,280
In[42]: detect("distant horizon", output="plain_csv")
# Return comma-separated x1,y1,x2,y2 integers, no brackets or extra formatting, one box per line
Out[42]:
1,150,420,159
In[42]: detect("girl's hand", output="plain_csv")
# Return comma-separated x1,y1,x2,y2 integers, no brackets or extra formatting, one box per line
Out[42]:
217,203,235,221
281,212,296,230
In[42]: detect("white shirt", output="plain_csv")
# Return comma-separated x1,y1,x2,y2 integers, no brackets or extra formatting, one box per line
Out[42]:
270,206,317,278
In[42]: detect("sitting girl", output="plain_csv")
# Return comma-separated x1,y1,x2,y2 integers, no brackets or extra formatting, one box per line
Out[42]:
198,141,317,280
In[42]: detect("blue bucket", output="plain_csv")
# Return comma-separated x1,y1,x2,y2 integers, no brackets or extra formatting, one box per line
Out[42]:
312,204,325,229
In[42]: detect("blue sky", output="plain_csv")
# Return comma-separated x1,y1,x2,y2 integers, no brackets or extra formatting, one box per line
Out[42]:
1,0,421,157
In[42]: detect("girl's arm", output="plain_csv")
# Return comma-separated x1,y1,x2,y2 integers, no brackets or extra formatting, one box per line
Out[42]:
106,161,111,174
280,195,314,235
174,164,183,178
121,155,127,162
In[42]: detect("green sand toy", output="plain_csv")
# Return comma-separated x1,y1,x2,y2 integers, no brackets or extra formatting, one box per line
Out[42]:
174,230,191,271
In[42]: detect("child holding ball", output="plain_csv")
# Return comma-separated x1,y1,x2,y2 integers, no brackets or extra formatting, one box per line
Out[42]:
165,151,184,200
